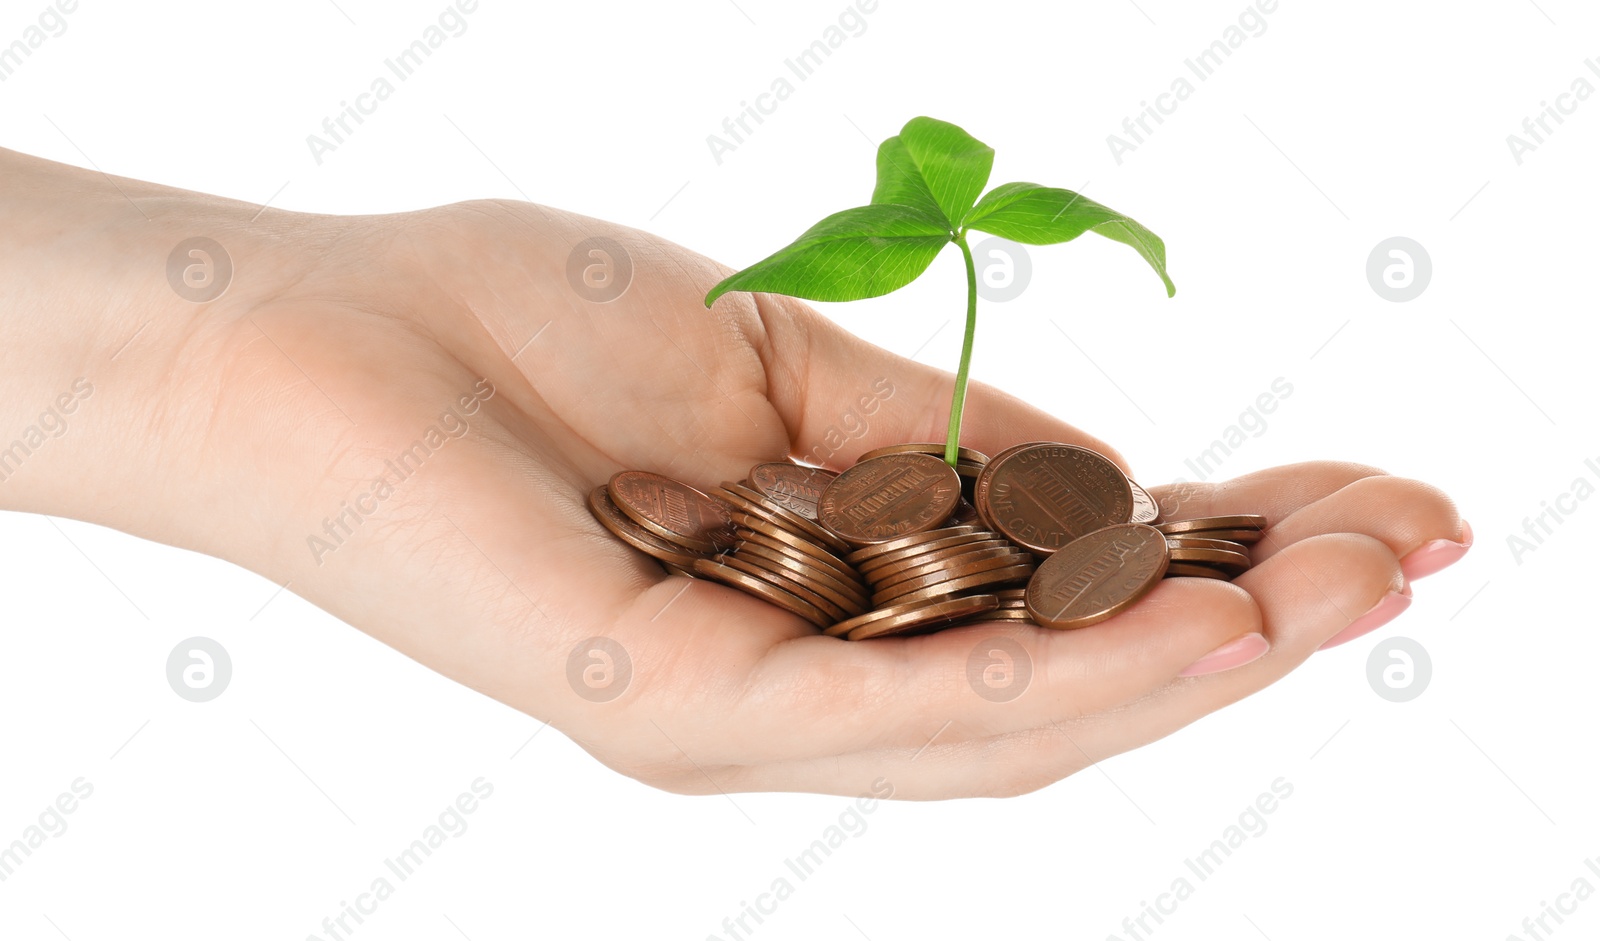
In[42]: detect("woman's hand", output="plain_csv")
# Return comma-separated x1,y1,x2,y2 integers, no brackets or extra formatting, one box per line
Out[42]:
0,149,1469,799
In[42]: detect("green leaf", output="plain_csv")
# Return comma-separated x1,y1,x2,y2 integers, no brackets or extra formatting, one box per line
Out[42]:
872,117,994,231
704,204,951,307
869,136,946,225
963,182,1175,296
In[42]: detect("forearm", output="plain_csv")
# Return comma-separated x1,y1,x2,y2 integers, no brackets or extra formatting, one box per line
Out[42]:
0,147,351,550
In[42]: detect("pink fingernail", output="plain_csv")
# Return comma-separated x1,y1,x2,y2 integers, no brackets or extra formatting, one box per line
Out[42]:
1317,587,1413,651
1399,520,1473,582
1178,632,1270,677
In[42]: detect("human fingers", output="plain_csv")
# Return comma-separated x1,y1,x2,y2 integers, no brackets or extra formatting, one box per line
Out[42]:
1246,474,1470,581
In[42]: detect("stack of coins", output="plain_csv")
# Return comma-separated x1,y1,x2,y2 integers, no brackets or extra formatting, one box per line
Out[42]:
590,472,738,578
694,470,871,628
588,441,1268,640
821,524,1036,639
1155,516,1266,580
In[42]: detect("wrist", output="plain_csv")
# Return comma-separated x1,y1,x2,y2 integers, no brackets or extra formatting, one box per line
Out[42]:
0,148,382,563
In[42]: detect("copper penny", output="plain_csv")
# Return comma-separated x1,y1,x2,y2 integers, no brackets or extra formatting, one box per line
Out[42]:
1189,528,1266,545
844,524,983,565
1129,478,1160,524
971,443,1035,529
747,463,837,520
692,558,833,627
1166,535,1251,553
1155,515,1268,535
1167,546,1251,577
954,607,1035,623
1167,546,1252,567
588,486,705,569
884,563,1037,607
608,471,735,553
717,481,852,554
871,545,1025,595
711,554,857,621
731,527,862,588
730,511,853,570
1025,523,1169,629
858,533,1004,577
730,542,870,609
841,594,1001,641
817,453,962,545
976,443,1133,554
858,442,991,466
873,555,1033,606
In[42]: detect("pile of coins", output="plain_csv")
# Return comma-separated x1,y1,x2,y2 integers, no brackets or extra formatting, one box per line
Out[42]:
1157,517,1265,579
589,441,1266,640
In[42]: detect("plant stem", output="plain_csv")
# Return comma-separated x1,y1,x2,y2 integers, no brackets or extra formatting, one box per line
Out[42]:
944,234,978,467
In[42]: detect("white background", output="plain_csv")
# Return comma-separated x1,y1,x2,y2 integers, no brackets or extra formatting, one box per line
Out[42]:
1,0,1596,938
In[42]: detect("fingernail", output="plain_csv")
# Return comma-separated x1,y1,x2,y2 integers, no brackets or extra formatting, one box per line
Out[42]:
1178,632,1270,677
1399,520,1473,582
1317,586,1413,651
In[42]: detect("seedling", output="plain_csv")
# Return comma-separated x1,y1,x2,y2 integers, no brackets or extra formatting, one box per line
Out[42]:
705,116,1175,466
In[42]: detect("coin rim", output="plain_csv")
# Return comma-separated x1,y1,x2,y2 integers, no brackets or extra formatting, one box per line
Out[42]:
728,541,871,607
844,524,983,565
857,442,992,466
692,557,834,627
1155,515,1269,535
843,594,1001,641
880,563,1037,607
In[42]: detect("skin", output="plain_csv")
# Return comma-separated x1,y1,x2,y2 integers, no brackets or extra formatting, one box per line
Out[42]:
0,147,1467,800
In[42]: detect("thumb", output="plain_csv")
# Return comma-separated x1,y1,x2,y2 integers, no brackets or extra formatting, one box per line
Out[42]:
753,292,1131,474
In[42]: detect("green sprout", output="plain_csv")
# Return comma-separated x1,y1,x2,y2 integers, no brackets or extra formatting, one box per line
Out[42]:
705,116,1175,467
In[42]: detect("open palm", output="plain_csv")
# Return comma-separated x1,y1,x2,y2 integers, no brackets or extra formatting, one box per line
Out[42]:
181,198,1463,800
